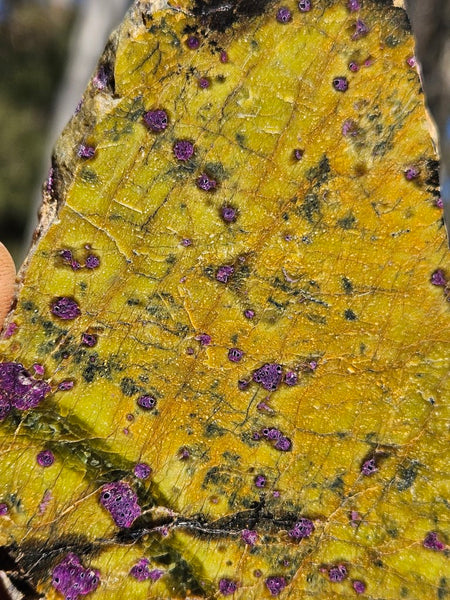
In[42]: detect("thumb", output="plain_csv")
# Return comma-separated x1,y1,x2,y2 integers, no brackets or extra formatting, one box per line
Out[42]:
0,242,16,327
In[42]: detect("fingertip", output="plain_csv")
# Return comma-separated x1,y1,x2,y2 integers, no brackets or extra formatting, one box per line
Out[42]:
0,242,16,327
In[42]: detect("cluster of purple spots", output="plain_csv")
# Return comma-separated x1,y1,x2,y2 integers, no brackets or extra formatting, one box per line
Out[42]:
404,166,420,180
261,427,292,451
81,333,98,347
348,61,359,72
423,531,445,551
196,333,212,346
37,450,55,467
198,77,211,89
254,474,266,488
143,109,168,132
265,576,287,596
216,265,234,283
353,580,366,594
352,19,369,39
134,462,152,479
342,119,358,137
52,553,100,600
85,254,100,269
0,503,8,516
218,578,238,596
137,395,157,409
58,380,75,391
328,564,348,582
173,139,194,161
288,517,314,539
197,172,217,191
99,481,141,528
241,529,258,545
77,145,96,160
284,371,297,386
228,347,244,362
186,35,200,49
130,558,164,581
298,0,311,11
0,362,51,419
293,148,304,160
93,65,110,90
430,269,447,286
361,458,378,476
276,7,292,22
51,297,81,320
221,205,237,223
347,0,360,10
333,77,349,92
253,363,283,391
60,249,80,271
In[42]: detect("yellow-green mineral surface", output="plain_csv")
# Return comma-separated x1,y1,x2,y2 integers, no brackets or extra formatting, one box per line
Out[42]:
0,0,448,598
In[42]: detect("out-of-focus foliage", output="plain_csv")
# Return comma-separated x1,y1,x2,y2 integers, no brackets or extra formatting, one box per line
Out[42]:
0,1,74,262
0,1,448,599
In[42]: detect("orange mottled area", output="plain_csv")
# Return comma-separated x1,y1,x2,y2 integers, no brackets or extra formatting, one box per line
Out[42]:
0,0,448,599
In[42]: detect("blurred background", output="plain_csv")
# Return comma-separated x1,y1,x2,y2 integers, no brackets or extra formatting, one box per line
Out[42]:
0,0,448,266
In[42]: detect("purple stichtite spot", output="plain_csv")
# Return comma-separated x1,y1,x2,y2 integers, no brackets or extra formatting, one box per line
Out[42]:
273,490,281,498
265,576,287,596
179,446,190,460
93,65,110,90
186,346,195,355
361,458,378,476
173,139,194,161
0,503,8,515
228,347,244,362
436,197,443,209
253,363,283,391
353,580,367,594
352,19,369,39
221,205,237,223
130,558,151,581
238,379,250,390
308,360,318,371
0,362,51,418
3,322,18,339
46,167,55,194
196,333,212,346
262,427,281,440
218,578,238,596
198,77,211,89
275,436,292,452
423,531,445,551
60,249,73,262
33,364,44,376
333,77,349,92
58,380,74,391
254,474,266,488
143,109,169,132
276,6,292,22
100,481,141,528
288,517,315,539
430,269,447,286
71,260,81,271
81,333,98,347
406,55,416,68
241,529,258,545
52,553,100,599
257,401,272,413
197,173,217,191
37,450,54,467
251,431,261,440
220,50,228,63
284,371,298,386
186,35,200,49
294,148,304,160
404,166,420,180
328,564,348,582
85,254,100,269
244,308,255,319
347,0,360,10
348,61,359,72
181,238,192,247
51,297,81,320
298,0,311,11
77,144,96,159
216,265,234,283
342,119,358,137
149,569,164,581
134,462,152,479
137,395,157,410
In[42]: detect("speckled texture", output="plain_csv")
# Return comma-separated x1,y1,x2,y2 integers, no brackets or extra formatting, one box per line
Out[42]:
0,0,448,598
